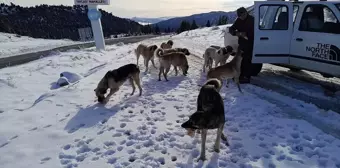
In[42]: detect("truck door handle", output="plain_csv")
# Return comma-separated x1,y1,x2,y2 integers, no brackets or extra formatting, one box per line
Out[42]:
296,38,303,42
260,37,269,40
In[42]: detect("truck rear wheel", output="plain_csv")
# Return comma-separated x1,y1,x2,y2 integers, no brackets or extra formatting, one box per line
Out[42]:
289,67,301,72
251,63,263,76
321,73,333,78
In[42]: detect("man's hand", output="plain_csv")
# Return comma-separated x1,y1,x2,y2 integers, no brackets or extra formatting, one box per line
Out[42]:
236,32,248,40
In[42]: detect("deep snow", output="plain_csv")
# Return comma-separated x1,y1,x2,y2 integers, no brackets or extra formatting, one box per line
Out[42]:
1,25,340,168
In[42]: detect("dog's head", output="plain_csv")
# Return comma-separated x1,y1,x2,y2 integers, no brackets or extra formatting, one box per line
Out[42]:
181,112,203,137
148,45,158,52
179,48,190,55
167,40,174,46
217,46,233,55
181,120,197,137
94,87,107,103
94,71,111,103
204,78,222,92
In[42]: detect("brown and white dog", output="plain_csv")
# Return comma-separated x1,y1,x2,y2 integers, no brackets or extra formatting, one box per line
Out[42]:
160,40,174,49
155,48,189,81
207,49,244,93
94,64,142,104
202,45,234,72
135,44,158,73
181,78,229,162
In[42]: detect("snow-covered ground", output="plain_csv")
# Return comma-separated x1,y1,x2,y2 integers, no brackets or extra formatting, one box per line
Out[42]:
1,26,340,168
0,32,80,58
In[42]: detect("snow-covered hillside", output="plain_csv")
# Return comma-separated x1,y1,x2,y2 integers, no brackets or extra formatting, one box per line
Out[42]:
0,32,80,58
1,25,340,168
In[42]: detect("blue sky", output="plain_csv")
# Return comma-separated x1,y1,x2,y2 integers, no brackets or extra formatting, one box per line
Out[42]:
2,0,255,18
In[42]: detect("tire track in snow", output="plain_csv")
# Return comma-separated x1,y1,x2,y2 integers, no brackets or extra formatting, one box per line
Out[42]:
243,85,340,139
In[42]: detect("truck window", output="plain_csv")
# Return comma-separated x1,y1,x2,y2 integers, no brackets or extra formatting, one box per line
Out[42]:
299,4,340,34
259,5,288,30
337,4,340,11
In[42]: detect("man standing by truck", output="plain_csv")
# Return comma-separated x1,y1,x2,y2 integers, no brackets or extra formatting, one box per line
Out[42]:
229,7,254,84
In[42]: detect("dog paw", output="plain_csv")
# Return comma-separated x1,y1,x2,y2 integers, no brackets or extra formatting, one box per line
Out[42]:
197,156,206,162
214,147,220,153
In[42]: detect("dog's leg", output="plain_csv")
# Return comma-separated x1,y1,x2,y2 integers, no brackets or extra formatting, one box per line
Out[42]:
104,88,119,103
215,60,219,68
234,77,243,93
174,66,178,76
135,50,140,65
197,129,207,162
214,125,224,153
158,66,164,81
226,78,229,88
151,57,157,69
164,67,170,81
144,58,149,73
202,59,206,73
129,77,136,96
221,133,229,146
132,73,143,96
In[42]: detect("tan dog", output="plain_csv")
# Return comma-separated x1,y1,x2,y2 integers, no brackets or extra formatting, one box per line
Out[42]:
160,40,174,49
135,44,158,73
155,48,189,81
163,47,190,56
94,64,142,104
207,49,244,93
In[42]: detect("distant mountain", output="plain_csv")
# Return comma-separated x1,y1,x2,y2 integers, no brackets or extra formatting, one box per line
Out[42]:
0,3,143,40
131,16,174,24
153,5,258,32
153,11,237,31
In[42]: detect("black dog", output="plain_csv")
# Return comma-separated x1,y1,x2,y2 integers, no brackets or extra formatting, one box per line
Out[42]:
94,64,142,103
181,78,229,162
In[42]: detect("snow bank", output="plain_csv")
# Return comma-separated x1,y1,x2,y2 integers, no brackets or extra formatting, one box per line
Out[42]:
0,32,80,58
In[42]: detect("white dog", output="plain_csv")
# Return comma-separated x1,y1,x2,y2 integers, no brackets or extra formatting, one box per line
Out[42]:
202,45,234,73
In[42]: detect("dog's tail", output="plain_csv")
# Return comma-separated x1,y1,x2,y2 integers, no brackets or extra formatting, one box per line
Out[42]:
155,48,164,58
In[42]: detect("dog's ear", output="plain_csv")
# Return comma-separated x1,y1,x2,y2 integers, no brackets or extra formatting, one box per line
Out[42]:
222,48,228,55
167,40,173,46
149,45,157,51
226,46,233,53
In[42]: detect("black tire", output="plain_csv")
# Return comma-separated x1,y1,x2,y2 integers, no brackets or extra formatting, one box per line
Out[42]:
251,63,263,76
289,67,301,72
321,73,333,78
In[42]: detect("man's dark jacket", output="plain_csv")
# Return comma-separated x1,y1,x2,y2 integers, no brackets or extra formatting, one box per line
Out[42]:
229,14,255,52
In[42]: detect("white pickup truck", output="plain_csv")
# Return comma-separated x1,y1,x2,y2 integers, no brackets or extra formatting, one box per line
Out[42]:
224,0,340,78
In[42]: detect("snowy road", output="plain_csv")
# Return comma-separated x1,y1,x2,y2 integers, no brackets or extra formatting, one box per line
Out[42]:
1,26,340,168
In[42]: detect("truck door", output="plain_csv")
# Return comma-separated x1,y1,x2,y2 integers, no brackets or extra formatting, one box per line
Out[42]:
290,3,340,77
252,1,294,63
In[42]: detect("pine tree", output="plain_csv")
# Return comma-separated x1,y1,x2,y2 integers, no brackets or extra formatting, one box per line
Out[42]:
155,25,160,34
206,20,211,27
190,20,198,30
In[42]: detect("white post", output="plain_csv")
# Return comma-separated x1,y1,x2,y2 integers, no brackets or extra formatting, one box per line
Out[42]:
87,5,106,50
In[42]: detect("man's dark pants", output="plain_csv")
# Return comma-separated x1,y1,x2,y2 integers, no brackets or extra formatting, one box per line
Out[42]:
239,46,253,79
